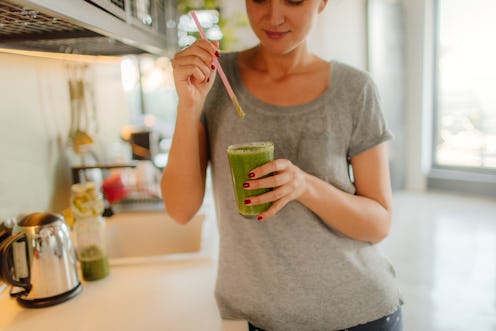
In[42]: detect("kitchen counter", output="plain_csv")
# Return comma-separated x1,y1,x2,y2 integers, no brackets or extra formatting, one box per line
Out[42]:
0,256,246,331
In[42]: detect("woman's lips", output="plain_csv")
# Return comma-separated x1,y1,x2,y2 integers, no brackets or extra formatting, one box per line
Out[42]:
264,30,288,40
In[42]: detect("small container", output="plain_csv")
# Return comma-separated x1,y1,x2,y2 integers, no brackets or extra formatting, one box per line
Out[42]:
70,182,110,281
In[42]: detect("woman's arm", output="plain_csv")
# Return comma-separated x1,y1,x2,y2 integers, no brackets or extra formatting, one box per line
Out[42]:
300,143,392,243
161,39,218,224
244,143,393,244
161,116,208,224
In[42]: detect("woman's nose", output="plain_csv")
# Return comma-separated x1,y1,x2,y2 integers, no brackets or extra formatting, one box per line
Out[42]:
268,2,285,26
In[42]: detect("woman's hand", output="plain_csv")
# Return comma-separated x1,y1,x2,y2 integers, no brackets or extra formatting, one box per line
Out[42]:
172,39,219,112
163,39,217,224
243,159,308,221
241,144,392,243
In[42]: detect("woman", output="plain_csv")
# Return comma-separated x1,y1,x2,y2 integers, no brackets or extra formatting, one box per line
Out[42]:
161,0,403,330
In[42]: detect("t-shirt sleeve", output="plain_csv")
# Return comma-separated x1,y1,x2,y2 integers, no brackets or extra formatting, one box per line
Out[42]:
348,77,393,157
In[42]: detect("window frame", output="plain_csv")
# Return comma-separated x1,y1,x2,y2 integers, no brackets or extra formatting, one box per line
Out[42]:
427,0,496,197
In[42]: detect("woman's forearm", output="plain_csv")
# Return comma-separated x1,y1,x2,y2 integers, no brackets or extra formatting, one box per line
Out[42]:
161,104,208,224
298,174,392,244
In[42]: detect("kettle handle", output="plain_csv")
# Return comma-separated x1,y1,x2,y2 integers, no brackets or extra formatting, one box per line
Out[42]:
0,232,31,295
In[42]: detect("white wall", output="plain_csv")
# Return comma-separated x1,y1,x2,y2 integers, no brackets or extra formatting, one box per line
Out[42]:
401,0,434,191
308,0,368,69
0,53,128,219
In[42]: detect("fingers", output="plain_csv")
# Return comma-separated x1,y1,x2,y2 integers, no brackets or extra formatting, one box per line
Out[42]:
244,183,294,208
245,172,292,190
245,159,294,191
257,198,287,222
248,159,292,180
244,185,294,222
173,39,219,83
243,159,307,221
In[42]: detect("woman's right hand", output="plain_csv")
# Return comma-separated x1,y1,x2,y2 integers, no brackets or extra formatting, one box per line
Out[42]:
172,39,219,114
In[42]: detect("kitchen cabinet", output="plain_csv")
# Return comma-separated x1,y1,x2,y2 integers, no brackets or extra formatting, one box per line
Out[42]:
0,0,178,56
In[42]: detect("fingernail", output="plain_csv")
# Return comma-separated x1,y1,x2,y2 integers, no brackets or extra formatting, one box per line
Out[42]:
242,183,250,188
206,77,210,83
211,64,215,70
257,215,263,221
215,50,220,57
244,199,251,205
248,172,255,178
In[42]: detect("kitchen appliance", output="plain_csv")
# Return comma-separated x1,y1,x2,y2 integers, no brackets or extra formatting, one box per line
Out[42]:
0,0,178,56
0,218,14,292
0,212,82,308
0,220,12,245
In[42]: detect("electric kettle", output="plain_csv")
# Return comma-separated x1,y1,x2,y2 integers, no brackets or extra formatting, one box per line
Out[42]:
0,212,82,308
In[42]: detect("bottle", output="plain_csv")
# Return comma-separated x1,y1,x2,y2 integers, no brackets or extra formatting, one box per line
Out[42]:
70,182,110,281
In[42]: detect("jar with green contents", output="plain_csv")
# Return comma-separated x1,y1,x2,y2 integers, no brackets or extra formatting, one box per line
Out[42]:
70,182,110,281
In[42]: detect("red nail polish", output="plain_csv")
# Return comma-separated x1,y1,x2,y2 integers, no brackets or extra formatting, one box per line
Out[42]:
244,199,251,205
248,172,255,178
206,77,210,83
211,64,215,70
257,215,263,221
243,183,250,188
215,50,220,57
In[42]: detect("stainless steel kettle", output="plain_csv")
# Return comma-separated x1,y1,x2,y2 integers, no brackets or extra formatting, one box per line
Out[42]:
0,212,82,308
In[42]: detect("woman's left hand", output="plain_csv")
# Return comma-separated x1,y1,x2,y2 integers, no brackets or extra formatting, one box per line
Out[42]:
244,159,308,221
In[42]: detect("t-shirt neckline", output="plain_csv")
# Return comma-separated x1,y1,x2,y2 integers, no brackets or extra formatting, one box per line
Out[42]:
227,52,339,116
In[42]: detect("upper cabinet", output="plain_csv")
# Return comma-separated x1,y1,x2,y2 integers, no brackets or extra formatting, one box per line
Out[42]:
0,0,178,56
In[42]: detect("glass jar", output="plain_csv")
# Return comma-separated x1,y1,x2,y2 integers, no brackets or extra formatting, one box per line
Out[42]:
70,182,110,281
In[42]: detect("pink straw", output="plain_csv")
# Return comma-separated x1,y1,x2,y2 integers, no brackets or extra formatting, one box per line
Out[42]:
190,11,245,119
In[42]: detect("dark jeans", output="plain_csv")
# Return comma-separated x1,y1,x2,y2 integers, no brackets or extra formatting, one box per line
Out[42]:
248,307,403,331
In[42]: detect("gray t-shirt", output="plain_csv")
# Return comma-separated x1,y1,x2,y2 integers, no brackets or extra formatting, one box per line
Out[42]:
202,52,402,330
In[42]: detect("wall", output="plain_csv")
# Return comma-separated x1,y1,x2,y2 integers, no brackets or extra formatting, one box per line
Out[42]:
367,0,406,190
308,0,368,69
0,52,128,220
400,0,434,191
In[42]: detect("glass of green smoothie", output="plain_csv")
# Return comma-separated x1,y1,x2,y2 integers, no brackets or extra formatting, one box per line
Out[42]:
226,142,274,217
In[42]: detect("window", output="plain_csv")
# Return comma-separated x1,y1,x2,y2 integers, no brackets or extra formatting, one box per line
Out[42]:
433,0,496,172
177,9,222,48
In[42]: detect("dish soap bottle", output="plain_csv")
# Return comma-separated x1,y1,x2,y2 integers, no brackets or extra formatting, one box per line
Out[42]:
70,182,110,281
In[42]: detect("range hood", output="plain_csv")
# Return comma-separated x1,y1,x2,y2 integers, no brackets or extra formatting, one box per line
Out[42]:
0,0,178,56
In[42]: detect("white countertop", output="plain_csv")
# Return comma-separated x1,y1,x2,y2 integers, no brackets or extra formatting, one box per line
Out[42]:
0,256,246,331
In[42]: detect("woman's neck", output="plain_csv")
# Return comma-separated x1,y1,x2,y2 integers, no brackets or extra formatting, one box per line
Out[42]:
236,44,330,106
240,44,318,81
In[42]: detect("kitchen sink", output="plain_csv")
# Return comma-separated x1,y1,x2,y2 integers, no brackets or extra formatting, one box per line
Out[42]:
104,211,205,265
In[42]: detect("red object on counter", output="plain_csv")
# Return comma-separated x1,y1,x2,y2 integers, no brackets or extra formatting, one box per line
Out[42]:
102,174,129,203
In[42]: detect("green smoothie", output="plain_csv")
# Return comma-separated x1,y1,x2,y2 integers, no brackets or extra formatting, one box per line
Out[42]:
227,142,274,217
79,245,110,281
